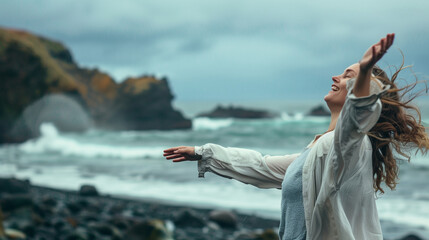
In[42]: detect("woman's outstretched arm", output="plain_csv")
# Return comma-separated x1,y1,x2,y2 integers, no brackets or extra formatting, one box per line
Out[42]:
163,144,299,189
354,33,395,97
332,34,395,187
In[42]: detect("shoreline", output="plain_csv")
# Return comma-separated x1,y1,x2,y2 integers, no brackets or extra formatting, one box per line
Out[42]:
1,178,280,240
1,178,428,240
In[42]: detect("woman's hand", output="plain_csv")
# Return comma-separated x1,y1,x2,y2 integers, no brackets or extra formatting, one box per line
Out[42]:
354,33,395,97
359,33,395,72
163,146,202,162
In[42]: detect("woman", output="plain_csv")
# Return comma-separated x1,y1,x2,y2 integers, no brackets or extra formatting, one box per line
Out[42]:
163,33,429,240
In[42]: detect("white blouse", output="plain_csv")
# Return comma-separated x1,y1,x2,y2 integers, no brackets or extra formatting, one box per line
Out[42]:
195,78,388,240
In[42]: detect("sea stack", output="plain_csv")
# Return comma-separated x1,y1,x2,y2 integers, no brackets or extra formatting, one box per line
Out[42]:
0,27,191,143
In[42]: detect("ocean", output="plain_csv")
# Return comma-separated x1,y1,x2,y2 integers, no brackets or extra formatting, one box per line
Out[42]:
0,100,428,230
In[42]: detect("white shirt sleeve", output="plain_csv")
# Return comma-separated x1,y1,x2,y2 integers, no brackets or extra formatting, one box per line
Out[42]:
333,78,389,186
195,143,299,189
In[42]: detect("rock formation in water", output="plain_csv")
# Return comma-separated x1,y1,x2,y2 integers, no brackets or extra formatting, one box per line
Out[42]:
197,105,277,119
0,27,191,143
306,105,331,117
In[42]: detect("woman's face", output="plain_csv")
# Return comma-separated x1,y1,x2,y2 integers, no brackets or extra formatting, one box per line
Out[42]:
324,63,360,110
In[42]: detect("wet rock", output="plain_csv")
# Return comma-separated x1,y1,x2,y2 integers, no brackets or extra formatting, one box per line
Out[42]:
400,233,423,240
124,219,173,240
79,211,99,223
88,222,121,238
0,178,30,195
206,221,221,231
2,206,34,231
41,196,57,207
197,105,276,119
209,210,238,229
51,217,66,231
307,105,330,117
64,227,91,240
257,229,279,240
79,185,99,197
234,230,258,240
173,209,205,228
21,224,36,238
132,208,146,218
0,194,32,212
107,203,125,215
4,229,26,239
66,202,82,214
233,228,279,240
34,227,57,240
108,216,130,231
32,202,54,218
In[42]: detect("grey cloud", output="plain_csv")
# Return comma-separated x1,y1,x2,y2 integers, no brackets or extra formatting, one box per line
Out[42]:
1,0,429,101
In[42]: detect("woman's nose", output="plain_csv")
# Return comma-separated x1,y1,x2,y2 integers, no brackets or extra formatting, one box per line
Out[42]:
332,76,340,82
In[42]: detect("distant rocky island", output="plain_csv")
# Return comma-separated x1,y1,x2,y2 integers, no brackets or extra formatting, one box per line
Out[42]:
0,28,191,144
197,105,277,119
306,105,330,117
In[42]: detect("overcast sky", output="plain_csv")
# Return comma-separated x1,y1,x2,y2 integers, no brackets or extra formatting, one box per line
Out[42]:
1,0,429,102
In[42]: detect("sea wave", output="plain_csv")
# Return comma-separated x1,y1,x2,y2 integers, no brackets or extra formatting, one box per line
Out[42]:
280,112,330,123
192,114,330,131
0,163,282,219
18,123,163,159
192,117,234,130
378,197,429,229
3,162,429,228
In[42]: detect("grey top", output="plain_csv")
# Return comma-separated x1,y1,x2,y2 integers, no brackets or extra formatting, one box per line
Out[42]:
279,148,311,240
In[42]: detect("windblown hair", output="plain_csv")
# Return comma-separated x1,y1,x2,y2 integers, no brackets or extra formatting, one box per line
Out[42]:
368,61,429,193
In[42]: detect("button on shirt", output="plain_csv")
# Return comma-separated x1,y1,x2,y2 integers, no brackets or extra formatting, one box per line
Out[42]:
195,78,388,240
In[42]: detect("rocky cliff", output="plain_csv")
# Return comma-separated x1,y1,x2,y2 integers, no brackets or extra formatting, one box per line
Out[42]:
0,27,191,143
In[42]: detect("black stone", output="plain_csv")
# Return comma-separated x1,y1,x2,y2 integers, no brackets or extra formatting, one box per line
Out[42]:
0,178,30,194
78,185,99,197
66,202,82,214
400,234,423,240
173,209,206,228
208,210,238,229
0,194,33,212
124,219,172,240
197,105,277,119
307,105,330,117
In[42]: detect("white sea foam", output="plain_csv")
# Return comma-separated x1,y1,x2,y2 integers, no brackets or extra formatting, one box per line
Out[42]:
18,123,163,159
193,114,328,131
279,112,330,124
0,164,281,219
192,117,234,130
2,160,429,228
4,162,429,227
280,112,304,121
377,197,429,229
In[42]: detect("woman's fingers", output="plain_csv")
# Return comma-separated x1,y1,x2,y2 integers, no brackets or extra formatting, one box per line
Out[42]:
387,33,395,49
381,38,386,52
172,156,186,162
163,152,189,161
380,33,395,54
163,146,197,162
164,153,182,159
163,146,184,153
371,45,377,63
